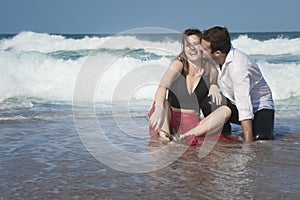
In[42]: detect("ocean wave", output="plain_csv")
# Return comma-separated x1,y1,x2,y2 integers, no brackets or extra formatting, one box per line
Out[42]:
1,31,300,56
258,60,300,100
232,34,300,55
0,31,299,104
0,31,181,55
0,99,33,110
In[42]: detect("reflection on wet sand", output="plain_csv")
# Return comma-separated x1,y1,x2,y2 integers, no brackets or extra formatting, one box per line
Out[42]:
148,142,256,199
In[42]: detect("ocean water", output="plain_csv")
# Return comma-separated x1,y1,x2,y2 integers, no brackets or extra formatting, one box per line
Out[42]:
0,29,300,199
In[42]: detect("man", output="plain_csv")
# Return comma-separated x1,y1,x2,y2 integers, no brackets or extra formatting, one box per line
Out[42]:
201,26,275,142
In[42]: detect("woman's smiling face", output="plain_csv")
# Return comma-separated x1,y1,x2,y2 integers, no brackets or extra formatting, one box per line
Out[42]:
183,34,203,62
183,35,210,61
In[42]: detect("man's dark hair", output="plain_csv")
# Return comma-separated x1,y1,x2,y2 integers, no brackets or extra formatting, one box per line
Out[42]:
202,26,231,54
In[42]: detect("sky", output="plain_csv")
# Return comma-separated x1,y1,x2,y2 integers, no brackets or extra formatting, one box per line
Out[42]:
1,0,299,34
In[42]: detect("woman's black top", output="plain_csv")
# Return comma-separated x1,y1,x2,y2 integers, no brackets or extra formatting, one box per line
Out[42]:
167,68,210,112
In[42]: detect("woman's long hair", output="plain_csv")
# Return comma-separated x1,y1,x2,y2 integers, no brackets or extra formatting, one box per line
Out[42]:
178,29,202,75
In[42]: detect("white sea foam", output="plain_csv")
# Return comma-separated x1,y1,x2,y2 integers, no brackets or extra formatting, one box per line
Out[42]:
232,34,300,55
0,31,181,55
0,50,83,102
0,31,107,53
0,31,299,105
2,31,300,55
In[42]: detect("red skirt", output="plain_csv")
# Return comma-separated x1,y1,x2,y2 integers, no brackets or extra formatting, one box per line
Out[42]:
148,102,242,145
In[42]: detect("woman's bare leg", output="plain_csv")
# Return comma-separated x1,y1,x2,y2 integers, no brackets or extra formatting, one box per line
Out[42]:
180,106,231,138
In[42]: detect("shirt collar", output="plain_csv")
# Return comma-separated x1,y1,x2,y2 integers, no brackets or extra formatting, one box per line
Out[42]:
224,45,235,65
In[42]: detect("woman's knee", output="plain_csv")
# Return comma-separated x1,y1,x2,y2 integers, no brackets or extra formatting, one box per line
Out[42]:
220,105,232,120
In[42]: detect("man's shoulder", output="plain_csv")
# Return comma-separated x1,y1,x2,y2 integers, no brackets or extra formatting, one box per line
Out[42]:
229,47,254,68
231,47,249,59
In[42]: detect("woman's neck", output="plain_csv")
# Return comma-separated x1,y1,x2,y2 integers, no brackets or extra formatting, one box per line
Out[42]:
188,60,203,75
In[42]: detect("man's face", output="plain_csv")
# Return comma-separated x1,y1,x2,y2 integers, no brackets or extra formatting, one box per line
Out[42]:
201,39,217,61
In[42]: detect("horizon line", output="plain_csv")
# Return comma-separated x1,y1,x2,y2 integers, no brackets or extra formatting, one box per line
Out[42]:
1,30,300,35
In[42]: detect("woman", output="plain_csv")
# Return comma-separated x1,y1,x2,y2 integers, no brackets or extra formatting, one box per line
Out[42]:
148,29,232,145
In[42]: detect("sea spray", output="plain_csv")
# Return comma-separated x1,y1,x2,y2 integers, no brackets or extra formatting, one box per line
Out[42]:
0,31,299,105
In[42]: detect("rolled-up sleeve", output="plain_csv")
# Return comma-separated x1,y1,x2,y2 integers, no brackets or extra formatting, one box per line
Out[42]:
231,64,254,121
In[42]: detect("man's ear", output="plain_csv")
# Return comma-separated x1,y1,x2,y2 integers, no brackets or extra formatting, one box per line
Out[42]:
212,50,223,58
214,50,222,56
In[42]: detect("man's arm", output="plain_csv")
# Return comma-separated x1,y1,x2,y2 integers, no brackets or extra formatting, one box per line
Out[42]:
241,119,253,142
230,64,254,142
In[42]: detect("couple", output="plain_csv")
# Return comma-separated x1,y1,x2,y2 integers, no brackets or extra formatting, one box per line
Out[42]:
148,26,275,145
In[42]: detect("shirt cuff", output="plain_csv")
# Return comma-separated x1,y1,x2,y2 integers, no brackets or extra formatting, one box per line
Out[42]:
238,110,254,121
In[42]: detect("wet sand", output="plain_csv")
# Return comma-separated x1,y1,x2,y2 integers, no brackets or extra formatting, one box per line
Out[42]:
1,111,299,199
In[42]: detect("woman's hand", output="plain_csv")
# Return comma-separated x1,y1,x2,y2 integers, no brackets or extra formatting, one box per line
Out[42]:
149,104,165,132
208,84,222,105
